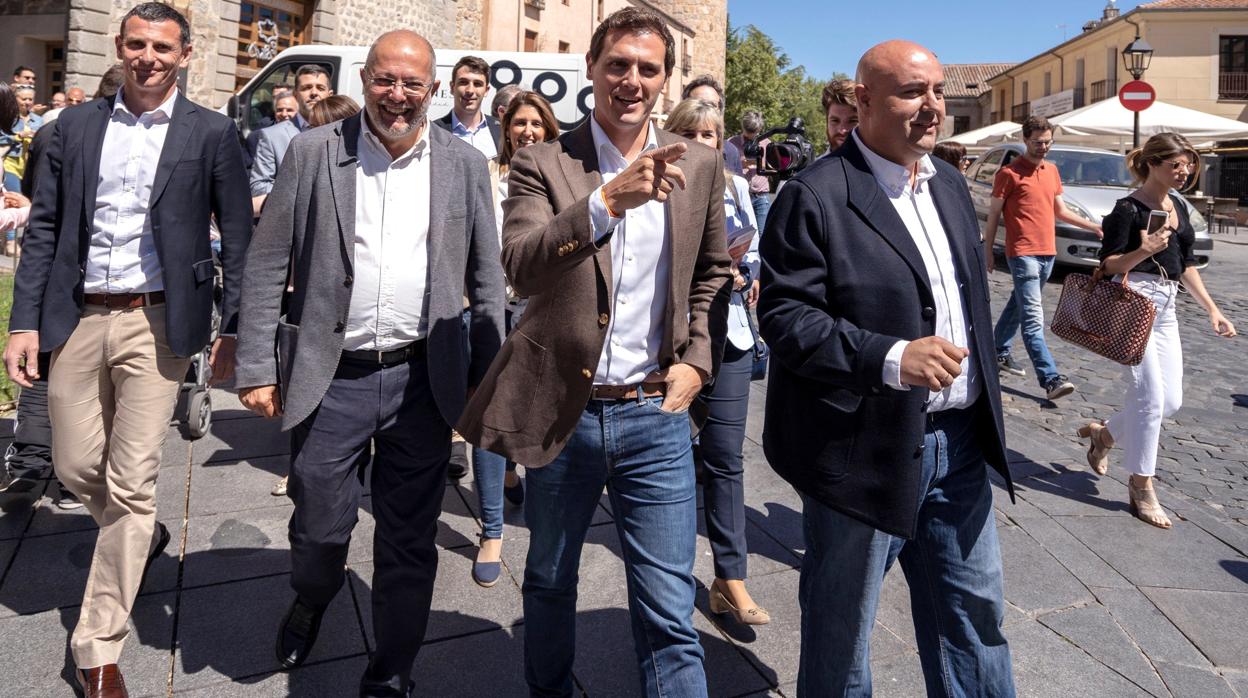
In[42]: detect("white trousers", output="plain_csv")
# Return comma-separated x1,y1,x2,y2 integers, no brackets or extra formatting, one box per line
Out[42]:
1105,274,1183,477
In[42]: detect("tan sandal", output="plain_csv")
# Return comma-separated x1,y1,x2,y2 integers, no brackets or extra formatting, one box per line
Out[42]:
1128,478,1172,529
709,580,770,625
1076,421,1113,476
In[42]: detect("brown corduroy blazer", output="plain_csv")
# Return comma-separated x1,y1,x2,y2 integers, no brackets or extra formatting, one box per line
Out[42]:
456,120,733,467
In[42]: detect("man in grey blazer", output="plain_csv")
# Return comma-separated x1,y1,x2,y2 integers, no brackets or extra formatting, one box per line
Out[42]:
235,30,505,697
249,64,333,215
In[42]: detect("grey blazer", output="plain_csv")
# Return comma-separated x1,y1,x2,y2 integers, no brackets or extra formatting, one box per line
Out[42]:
249,118,300,197
235,113,506,430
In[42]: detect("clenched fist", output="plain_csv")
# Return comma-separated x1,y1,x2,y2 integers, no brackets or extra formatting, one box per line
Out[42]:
900,336,969,392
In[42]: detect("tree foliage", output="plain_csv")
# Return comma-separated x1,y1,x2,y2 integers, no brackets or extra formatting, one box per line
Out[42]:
723,22,849,155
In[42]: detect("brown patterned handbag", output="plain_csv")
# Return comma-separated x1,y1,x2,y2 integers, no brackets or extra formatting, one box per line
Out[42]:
1051,267,1156,366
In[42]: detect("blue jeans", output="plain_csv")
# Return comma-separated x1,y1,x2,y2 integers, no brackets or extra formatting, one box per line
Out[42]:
467,308,516,539
797,408,1014,698
750,193,771,234
993,254,1059,387
523,396,705,698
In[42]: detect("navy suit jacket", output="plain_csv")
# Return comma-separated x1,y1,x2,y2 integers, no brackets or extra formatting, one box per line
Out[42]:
758,136,1012,539
10,93,252,357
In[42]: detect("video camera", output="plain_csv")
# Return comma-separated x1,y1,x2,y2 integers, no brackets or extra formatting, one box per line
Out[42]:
742,117,815,183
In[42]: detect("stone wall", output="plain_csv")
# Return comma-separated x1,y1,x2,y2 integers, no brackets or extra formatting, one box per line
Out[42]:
647,0,725,83
334,0,459,47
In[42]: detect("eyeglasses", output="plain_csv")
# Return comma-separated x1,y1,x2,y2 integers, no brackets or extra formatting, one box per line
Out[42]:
365,73,431,98
1162,159,1196,172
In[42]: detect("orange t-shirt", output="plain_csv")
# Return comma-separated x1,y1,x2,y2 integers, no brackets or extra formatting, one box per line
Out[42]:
991,157,1062,257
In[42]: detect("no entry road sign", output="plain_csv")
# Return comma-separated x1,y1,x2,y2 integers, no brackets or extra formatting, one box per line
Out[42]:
1119,80,1156,112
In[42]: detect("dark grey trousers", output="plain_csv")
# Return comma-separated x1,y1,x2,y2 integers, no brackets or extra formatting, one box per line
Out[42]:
288,353,450,695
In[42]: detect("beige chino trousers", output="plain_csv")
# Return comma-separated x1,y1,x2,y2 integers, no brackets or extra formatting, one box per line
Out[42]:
49,303,191,668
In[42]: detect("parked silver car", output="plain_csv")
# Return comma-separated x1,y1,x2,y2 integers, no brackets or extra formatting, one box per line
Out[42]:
964,144,1212,268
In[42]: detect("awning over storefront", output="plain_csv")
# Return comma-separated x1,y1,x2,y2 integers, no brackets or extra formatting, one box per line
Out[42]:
944,120,1022,146
1051,99,1248,145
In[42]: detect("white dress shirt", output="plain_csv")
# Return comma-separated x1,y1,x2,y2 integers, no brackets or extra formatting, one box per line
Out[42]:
344,117,432,351
725,174,760,351
84,87,178,294
451,112,498,159
853,131,981,412
584,115,671,385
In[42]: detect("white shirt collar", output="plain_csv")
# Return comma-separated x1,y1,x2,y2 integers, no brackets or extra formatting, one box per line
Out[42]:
112,86,178,122
589,111,657,168
852,129,937,197
360,114,429,163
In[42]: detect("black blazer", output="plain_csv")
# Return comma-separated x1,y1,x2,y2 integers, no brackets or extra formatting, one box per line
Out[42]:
758,136,1013,539
10,93,252,357
434,112,501,150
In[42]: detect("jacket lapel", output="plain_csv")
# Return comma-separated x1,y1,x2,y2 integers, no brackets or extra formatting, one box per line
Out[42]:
655,128,690,362
330,114,360,276
149,93,197,207
81,98,112,216
843,138,932,296
559,123,610,296
427,124,453,288
927,169,977,288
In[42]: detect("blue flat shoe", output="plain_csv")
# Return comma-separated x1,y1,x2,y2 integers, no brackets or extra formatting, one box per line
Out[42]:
503,477,524,506
472,537,502,588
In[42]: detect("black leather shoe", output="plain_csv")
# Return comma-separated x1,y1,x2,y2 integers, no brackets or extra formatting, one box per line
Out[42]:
447,442,469,481
138,523,170,592
276,597,326,669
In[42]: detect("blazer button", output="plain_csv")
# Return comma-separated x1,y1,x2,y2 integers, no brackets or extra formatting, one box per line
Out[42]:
344,275,353,287
335,322,345,333
914,443,926,457
598,313,610,327
922,307,936,320
581,368,593,379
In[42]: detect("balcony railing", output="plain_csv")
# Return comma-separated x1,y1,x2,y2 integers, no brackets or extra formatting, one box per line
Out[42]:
1090,78,1118,103
1219,72,1248,100
990,110,1005,124
1011,102,1031,122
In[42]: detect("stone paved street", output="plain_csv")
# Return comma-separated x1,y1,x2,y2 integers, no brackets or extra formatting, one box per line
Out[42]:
1,240,1246,696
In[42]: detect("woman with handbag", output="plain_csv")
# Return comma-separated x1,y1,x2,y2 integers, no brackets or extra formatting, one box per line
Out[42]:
1079,132,1236,529
664,98,769,625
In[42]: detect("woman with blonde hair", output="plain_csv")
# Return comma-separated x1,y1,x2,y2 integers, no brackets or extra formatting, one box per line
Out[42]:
469,90,559,588
1080,132,1236,528
664,98,769,625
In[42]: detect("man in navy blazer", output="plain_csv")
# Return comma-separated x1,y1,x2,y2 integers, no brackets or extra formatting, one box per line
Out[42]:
759,40,1016,697
3,4,250,695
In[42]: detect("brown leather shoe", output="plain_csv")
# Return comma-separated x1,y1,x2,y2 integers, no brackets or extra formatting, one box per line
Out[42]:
76,664,128,698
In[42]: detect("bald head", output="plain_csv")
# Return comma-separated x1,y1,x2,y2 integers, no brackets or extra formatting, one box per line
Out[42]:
366,30,435,80
855,40,937,86
853,39,945,167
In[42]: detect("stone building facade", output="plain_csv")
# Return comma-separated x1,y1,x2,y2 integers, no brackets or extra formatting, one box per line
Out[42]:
3,0,723,110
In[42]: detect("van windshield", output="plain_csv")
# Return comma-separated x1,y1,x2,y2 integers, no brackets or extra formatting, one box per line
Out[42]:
1048,150,1133,188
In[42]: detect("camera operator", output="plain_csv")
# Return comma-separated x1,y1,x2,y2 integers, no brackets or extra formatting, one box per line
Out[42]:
728,111,771,231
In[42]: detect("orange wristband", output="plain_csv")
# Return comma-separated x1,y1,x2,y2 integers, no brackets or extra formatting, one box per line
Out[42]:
600,187,621,219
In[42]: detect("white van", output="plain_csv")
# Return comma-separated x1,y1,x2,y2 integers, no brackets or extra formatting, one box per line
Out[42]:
226,45,593,137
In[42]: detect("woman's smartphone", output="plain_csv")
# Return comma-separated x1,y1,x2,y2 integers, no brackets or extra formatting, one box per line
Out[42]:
1147,209,1168,235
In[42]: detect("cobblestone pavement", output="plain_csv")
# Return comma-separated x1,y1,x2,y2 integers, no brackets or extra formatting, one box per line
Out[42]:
0,239,1245,696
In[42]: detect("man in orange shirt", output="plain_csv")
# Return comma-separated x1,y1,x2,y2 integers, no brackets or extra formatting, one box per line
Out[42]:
983,115,1102,401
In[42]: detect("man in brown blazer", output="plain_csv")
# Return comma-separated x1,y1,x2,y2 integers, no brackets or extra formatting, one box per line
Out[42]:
458,8,731,697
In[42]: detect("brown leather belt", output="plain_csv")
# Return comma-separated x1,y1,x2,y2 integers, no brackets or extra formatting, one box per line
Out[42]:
82,291,166,309
588,382,666,401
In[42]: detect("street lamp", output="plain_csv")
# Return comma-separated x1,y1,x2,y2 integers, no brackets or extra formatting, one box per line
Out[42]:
1122,35,1154,148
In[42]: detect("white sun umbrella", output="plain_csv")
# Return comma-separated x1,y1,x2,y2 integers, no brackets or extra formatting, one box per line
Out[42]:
1051,99,1248,146
943,120,1022,147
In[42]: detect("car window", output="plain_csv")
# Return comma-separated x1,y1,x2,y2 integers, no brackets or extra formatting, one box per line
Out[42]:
1047,150,1132,187
973,150,1005,185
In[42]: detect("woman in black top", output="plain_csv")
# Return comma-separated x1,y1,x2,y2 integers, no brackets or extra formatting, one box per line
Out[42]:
1078,133,1236,529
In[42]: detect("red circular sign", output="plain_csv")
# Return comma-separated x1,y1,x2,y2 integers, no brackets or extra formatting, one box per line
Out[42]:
1118,80,1156,112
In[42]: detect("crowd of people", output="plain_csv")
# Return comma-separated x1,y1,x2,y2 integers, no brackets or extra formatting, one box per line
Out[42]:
0,2,1238,697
